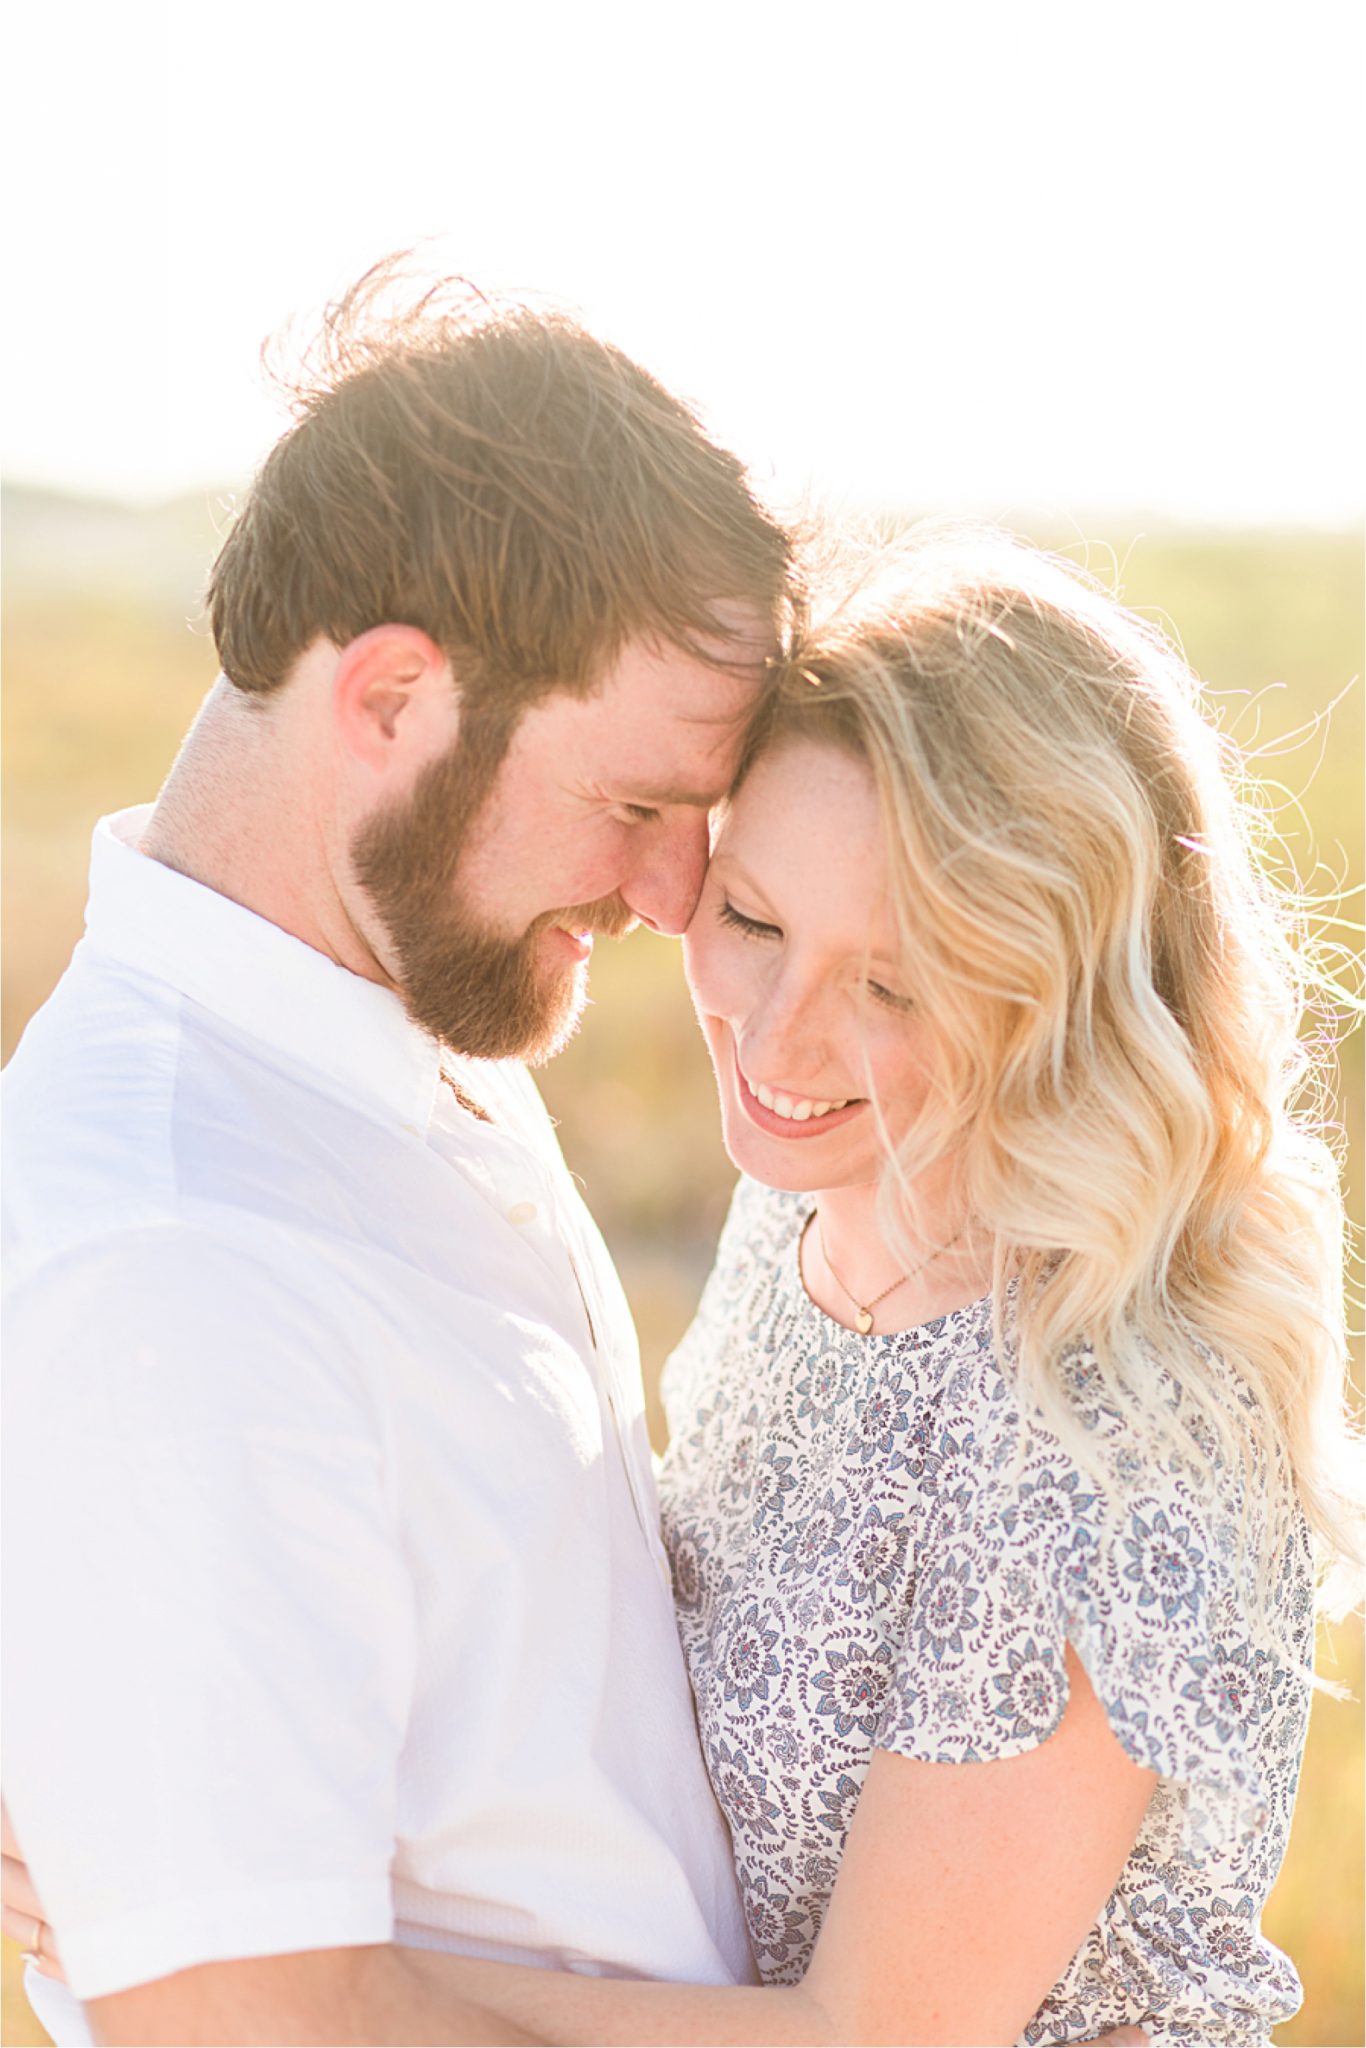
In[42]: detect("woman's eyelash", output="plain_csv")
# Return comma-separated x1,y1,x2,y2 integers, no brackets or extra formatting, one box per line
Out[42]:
717,899,914,1009
718,899,779,939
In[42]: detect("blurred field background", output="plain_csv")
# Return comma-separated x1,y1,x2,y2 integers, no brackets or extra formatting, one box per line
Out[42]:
2,485,1361,2043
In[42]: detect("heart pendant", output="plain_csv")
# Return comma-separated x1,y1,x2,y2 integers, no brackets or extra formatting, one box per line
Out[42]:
856,1309,874,1335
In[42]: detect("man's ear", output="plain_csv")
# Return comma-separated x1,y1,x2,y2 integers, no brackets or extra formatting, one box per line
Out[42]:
332,624,457,775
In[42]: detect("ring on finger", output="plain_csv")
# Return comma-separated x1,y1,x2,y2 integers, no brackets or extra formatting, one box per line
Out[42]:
31,1915,44,1962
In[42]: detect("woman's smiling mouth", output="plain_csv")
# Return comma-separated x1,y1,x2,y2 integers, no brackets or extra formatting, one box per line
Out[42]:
732,1043,865,1138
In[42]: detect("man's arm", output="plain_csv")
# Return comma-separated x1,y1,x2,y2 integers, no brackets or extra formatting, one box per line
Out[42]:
87,1946,535,2047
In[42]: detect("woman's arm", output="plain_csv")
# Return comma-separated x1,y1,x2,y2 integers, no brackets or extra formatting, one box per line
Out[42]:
417,1644,1155,2046
805,1644,1155,2044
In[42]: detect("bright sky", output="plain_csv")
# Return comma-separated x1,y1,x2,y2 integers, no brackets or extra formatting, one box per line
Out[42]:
5,0,1362,523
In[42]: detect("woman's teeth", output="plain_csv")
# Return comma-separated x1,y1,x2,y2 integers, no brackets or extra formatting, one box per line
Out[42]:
753,1081,849,1121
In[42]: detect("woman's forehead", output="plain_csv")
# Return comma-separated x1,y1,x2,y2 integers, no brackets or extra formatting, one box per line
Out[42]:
724,738,880,848
714,742,902,954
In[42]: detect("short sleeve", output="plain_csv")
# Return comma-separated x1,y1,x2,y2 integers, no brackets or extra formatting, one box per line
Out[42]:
2,1225,415,1999
877,1416,1274,1866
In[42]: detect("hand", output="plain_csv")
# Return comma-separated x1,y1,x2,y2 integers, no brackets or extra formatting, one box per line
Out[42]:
1,1802,65,1983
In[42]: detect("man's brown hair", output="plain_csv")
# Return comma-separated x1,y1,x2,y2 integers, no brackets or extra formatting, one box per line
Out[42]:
208,258,795,704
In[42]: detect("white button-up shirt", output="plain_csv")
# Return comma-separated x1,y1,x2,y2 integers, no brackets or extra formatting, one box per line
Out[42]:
3,807,753,2019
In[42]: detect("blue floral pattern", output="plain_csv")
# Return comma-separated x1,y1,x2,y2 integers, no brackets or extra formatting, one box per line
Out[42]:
659,1178,1314,2044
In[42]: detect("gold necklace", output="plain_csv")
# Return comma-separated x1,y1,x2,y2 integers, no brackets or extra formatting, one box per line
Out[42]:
817,1218,964,1335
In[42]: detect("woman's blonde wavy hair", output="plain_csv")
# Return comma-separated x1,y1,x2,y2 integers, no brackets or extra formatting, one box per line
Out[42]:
759,523,1361,1617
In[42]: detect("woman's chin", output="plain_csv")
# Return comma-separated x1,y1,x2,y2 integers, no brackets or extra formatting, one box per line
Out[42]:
718,1101,831,1194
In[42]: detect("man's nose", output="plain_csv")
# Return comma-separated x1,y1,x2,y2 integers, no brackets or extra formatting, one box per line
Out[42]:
624,811,711,938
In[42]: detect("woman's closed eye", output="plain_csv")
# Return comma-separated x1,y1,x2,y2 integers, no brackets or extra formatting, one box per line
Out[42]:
719,899,915,1010
867,979,915,1013
718,898,780,939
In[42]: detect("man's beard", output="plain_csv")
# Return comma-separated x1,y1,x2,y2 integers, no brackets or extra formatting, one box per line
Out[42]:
351,715,633,1064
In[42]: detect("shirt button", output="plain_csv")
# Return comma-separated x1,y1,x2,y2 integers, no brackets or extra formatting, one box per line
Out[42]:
506,1200,538,1226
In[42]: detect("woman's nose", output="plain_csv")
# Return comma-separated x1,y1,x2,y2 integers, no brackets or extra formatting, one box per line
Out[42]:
741,977,832,1085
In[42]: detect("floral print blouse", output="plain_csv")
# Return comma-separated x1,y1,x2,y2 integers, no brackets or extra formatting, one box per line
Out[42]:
657,1178,1314,2045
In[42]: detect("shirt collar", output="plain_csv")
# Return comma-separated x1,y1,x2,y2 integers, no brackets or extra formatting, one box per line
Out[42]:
84,805,446,1135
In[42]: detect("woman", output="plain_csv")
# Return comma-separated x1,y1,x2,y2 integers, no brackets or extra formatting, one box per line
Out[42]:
9,529,1355,2042
647,525,1357,2041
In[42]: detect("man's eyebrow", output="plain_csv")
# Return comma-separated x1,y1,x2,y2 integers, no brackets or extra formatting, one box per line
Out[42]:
625,782,728,808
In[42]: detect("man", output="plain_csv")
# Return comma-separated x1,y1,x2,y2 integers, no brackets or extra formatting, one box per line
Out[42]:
3,262,791,2044
4,271,1146,2048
